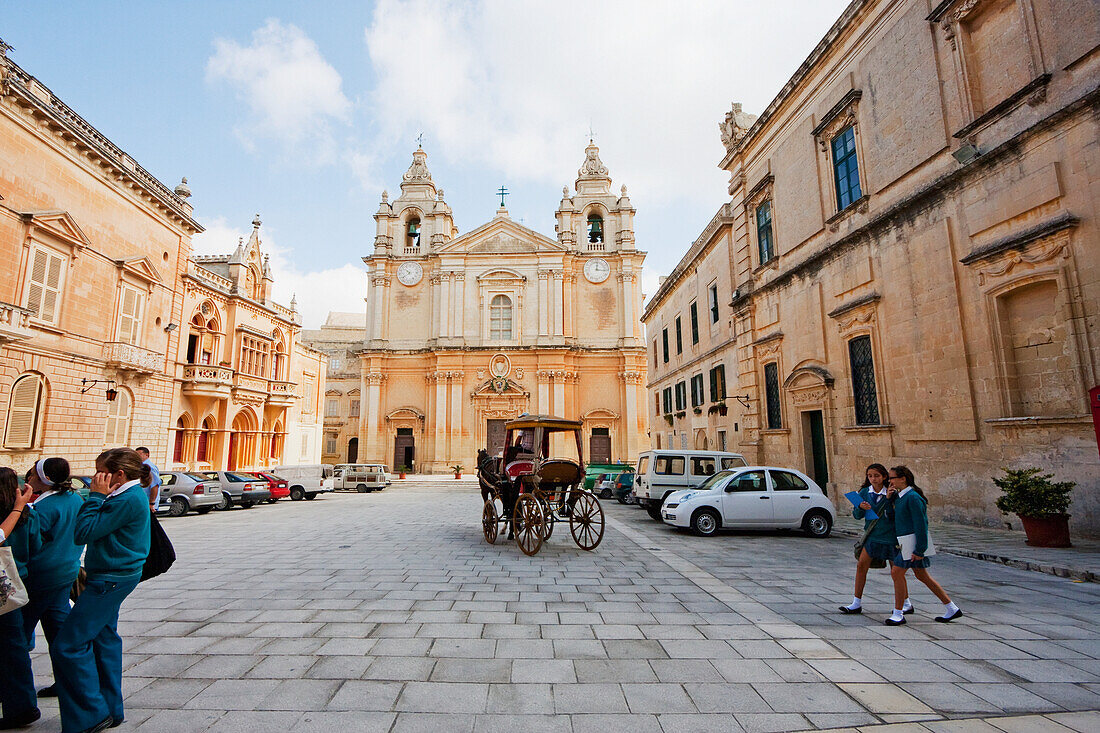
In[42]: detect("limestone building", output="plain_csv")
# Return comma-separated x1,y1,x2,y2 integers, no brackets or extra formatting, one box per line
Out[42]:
300,312,367,465
645,0,1100,534
356,143,648,472
170,216,326,471
0,47,198,471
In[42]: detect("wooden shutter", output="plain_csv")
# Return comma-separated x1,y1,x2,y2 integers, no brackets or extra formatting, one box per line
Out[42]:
5,375,44,448
104,389,131,445
118,287,144,345
26,249,65,324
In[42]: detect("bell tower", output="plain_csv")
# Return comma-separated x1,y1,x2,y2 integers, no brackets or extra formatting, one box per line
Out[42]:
373,146,456,256
555,140,635,253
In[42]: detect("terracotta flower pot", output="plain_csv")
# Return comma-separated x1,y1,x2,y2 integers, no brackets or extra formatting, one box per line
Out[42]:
1019,514,1071,547
454,473,461,479
398,472,406,480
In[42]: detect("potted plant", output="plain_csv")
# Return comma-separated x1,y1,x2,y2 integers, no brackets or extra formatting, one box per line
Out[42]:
692,407,703,415
451,464,464,479
663,415,673,426
993,467,1074,547
397,465,409,480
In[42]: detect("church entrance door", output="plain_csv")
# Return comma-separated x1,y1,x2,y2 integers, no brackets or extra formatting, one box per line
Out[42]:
589,428,611,464
347,438,358,463
394,428,415,473
486,419,507,456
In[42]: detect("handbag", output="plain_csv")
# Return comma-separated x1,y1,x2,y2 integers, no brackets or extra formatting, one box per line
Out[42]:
141,514,175,582
853,519,888,569
0,546,30,616
70,567,87,602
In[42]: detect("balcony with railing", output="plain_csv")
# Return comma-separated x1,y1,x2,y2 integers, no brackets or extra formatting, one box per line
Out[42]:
268,380,298,406
103,341,162,374
0,302,33,343
182,364,233,399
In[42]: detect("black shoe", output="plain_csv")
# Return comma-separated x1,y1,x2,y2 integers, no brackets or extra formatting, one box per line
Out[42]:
82,717,114,733
935,609,963,623
38,683,58,697
903,605,915,615
838,605,862,614
884,616,907,626
109,716,124,728
0,708,42,730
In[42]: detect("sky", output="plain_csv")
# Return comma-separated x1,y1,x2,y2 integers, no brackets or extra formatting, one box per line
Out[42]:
3,0,850,328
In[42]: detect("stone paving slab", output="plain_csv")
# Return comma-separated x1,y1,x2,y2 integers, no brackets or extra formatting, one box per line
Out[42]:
23,484,1100,731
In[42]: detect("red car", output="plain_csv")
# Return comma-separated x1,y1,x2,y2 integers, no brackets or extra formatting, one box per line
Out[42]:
247,472,290,503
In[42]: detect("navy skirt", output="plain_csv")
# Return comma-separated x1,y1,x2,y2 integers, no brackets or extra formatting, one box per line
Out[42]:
864,540,898,561
894,554,931,569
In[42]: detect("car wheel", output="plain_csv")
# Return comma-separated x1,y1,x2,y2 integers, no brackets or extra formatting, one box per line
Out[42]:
266,498,277,504
600,488,612,499
616,494,628,505
217,492,232,511
241,501,254,509
691,508,721,537
290,486,305,501
803,510,832,538
168,496,189,517
646,503,663,521
356,484,368,493
196,506,213,515
305,493,317,500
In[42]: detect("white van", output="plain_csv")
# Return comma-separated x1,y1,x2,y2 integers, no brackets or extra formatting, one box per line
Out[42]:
326,464,391,492
634,450,748,520
270,464,335,501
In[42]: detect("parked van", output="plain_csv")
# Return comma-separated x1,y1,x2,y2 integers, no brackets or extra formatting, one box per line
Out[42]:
634,450,748,520
270,464,335,501
325,464,391,492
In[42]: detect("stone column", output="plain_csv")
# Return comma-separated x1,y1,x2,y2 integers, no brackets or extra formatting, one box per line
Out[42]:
563,273,575,338
452,274,465,338
448,371,463,462
440,275,452,340
363,370,383,463
621,370,641,462
538,371,550,414
537,270,549,337
552,270,564,338
430,274,441,339
433,372,448,468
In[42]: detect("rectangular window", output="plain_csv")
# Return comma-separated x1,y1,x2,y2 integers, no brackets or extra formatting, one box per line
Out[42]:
329,357,340,371
116,286,145,346
662,387,672,414
655,455,685,475
326,398,339,417
325,435,337,454
690,457,716,476
300,433,310,459
717,429,727,451
653,340,658,369
674,381,686,411
302,377,315,413
689,301,699,345
764,362,782,430
832,126,862,211
25,247,65,325
756,201,774,265
709,364,727,401
690,374,705,407
350,399,360,417
654,393,660,416
662,328,669,363
675,317,683,354
240,336,270,377
709,284,720,323
848,335,881,425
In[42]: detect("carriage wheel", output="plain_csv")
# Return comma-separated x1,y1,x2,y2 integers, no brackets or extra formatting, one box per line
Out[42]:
482,498,499,544
514,494,545,556
535,495,555,540
569,492,605,551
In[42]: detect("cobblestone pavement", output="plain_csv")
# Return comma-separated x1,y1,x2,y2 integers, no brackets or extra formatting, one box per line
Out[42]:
28,482,1100,732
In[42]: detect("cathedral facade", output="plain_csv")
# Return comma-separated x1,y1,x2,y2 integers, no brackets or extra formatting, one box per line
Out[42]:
356,144,648,473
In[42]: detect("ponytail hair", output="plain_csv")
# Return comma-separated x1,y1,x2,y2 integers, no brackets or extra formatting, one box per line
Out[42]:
140,461,153,488
889,464,928,500
0,467,27,527
96,448,145,481
25,457,73,494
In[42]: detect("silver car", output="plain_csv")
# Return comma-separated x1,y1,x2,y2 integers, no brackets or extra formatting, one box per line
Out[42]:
193,470,273,510
159,471,222,517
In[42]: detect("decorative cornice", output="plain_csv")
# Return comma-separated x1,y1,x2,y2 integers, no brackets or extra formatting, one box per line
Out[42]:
827,291,880,319
960,212,1079,266
953,74,1052,139
811,89,863,137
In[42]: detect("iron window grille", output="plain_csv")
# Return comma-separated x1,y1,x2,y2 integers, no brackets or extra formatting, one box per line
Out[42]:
764,362,782,430
848,335,880,425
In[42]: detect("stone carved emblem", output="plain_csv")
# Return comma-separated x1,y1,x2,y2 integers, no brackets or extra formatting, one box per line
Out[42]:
578,143,609,178
720,102,757,151
489,353,511,378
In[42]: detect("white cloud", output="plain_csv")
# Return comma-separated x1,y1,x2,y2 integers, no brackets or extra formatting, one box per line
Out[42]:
191,217,366,330
206,19,352,162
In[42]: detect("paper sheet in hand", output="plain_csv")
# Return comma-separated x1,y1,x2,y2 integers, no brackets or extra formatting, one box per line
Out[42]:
844,491,878,520
897,532,936,560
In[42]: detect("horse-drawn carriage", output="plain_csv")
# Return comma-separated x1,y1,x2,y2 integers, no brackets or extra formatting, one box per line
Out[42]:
477,415,605,556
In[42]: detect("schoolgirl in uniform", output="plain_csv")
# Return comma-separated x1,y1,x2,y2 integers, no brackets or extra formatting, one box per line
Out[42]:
885,465,962,626
52,448,150,733
839,463,913,615
23,457,85,698
0,467,40,730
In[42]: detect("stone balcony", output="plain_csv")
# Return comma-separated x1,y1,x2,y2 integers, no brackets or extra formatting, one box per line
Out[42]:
181,364,233,399
0,302,33,343
268,380,298,407
103,341,162,374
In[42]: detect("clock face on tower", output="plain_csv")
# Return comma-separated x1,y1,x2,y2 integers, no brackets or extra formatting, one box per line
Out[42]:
583,257,611,284
396,261,423,286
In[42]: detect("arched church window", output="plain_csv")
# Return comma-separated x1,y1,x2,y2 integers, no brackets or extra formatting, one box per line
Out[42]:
406,217,421,251
587,214,604,245
489,295,513,340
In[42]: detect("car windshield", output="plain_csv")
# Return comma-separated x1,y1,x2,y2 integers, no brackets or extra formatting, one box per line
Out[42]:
184,473,208,482
226,472,255,482
696,469,736,491
264,474,285,481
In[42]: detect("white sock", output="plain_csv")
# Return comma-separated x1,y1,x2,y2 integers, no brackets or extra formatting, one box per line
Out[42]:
889,608,905,622
944,601,959,615
848,597,862,609
902,598,913,611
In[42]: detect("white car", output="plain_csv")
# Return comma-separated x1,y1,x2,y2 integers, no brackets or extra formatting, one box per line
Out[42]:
661,466,834,538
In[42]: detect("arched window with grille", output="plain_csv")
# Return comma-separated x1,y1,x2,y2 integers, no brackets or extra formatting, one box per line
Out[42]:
103,388,132,446
173,418,186,463
197,418,214,463
848,335,880,425
586,214,604,250
4,373,46,449
406,217,421,251
489,295,512,340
